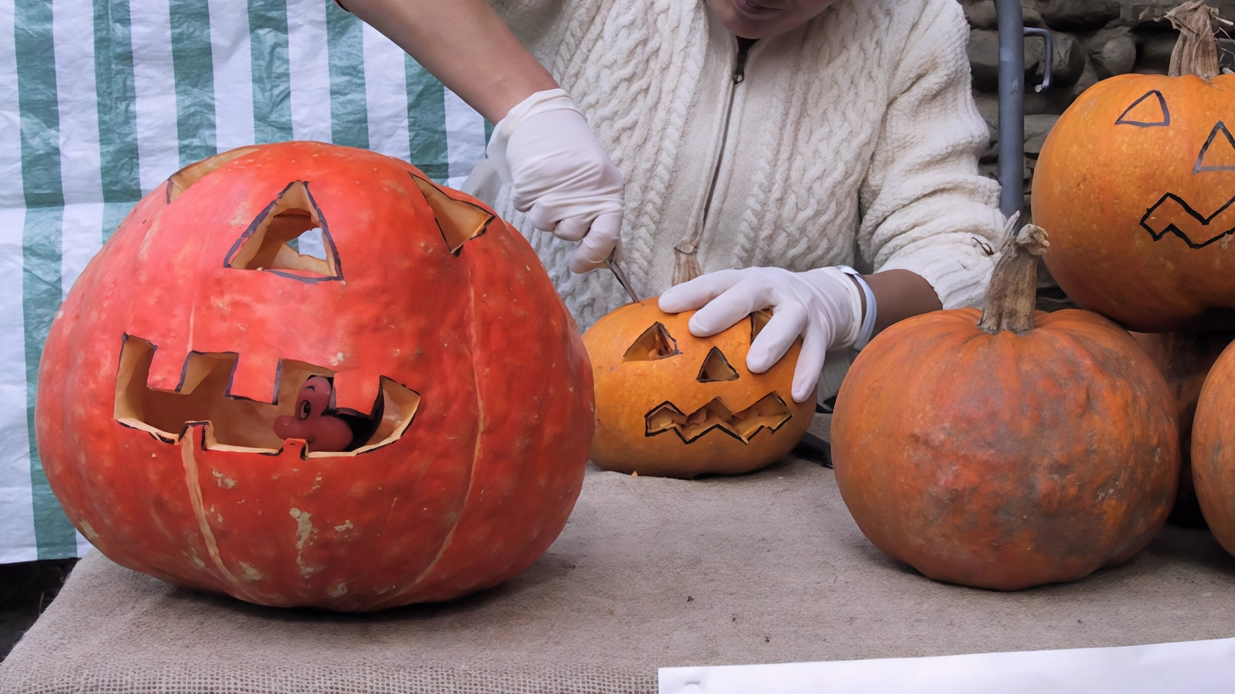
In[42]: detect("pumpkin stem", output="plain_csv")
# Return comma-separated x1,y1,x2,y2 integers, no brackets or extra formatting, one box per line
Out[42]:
1167,1,1228,79
672,242,702,285
976,220,1049,335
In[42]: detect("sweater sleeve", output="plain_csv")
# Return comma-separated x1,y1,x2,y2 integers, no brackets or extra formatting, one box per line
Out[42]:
856,0,1006,310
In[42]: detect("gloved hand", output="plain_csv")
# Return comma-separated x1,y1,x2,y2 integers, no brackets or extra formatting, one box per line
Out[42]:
487,89,624,273
658,267,867,403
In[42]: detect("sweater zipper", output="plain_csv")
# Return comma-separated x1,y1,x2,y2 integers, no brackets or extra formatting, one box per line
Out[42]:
673,38,753,285
700,39,752,233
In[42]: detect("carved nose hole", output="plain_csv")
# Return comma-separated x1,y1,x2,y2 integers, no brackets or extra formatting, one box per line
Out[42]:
697,347,739,383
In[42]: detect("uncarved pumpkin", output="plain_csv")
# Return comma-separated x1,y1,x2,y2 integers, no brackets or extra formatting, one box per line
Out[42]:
832,225,1179,590
1031,2,1235,331
1130,331,1232,526
583,299,814,477
1188,340,1235,554
36,142,594,610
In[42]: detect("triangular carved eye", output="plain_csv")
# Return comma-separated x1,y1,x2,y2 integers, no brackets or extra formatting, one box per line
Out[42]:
1195,121,1235,173
167,145,262,203
224,181,342,283
697,346,739,382
1115,90,1170,128
623,322,679,362
410,174,493,255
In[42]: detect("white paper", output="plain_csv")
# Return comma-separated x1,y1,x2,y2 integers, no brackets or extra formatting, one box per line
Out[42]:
660,637,1235,694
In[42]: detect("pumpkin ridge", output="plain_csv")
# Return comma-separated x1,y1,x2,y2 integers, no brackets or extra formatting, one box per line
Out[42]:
178,431,253,601
375,277,485,608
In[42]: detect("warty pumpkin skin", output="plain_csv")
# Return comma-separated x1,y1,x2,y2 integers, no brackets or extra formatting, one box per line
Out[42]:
1031,3,1235,331
583,299,814,478
832,226,1179,591
35,142,594,610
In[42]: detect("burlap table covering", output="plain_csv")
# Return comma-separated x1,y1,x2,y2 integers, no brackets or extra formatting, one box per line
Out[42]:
4,453,1235,694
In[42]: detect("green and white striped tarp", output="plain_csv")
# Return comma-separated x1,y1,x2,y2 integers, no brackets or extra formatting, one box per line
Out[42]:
0,0,489,563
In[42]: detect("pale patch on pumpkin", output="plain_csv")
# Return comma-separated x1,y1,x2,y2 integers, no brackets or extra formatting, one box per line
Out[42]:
79,520,100,543
212,469,237,489
289,507,321,578
239,562,264,582
327,581,349,598
184,547,207,570
333,520,353,532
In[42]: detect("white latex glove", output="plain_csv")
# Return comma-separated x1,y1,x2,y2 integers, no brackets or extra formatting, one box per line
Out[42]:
487,89,624,273
658,267,865,403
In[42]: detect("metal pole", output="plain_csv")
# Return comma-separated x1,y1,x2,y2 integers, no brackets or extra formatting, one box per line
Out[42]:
996,0,1025,222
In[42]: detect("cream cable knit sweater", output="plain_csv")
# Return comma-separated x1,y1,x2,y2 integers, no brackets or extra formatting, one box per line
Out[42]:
467,0,1006,332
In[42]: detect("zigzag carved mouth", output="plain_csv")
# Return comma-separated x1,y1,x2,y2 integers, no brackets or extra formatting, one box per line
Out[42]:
113,336,419,457
1141,193,1235,249
644,393,793,445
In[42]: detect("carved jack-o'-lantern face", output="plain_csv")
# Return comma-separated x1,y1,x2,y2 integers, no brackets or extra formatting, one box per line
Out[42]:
1033,69,1235,331
583,299,815,478
36,142,594,611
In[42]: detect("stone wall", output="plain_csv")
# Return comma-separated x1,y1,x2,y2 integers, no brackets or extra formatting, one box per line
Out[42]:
963,0,1235,221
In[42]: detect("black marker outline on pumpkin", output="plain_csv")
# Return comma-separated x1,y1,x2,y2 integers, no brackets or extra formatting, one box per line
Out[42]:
696,346,741,383
642,393,794,445
1140,192,1235,248
408,172,495,256
223,181,344,284
114,334,415,456
623,322,680,362
1115,90,1171,128
1194,121,1235,173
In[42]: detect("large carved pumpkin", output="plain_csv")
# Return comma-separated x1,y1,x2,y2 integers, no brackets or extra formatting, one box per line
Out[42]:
832,226,1179,590
36,142,594,610
583,299,814,477
1032,2,1235,331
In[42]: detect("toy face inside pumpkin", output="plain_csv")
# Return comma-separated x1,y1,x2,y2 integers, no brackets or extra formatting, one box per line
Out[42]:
35,142,595,611
583,300,814,478
1033,73,1235,330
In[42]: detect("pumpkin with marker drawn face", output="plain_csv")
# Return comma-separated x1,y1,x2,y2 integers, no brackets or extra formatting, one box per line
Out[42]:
1032,3,1235,331
583,299,815,478
35,142,594,611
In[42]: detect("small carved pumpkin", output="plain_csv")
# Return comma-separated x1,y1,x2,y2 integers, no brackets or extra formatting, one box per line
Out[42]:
35,142,594,610
1032,2,1235,331
582,299,814,478
833,226,1179,590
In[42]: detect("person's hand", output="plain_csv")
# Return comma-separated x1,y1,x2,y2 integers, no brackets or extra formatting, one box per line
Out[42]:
487,89,624,273
658,267,867,403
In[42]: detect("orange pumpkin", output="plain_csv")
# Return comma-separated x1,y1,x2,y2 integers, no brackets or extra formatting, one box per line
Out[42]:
832,225,1179,590
35,142,594,610
1130,331,1232,525
1032,2,1235,331
1187,341,1235,553
583,299,814,477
